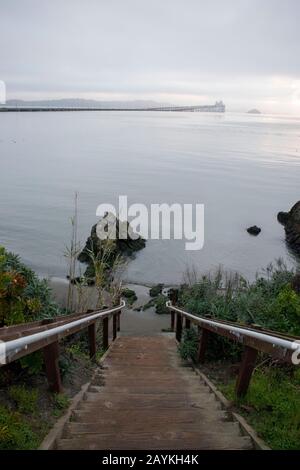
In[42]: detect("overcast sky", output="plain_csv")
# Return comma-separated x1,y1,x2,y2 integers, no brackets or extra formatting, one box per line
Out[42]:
1,0,300,113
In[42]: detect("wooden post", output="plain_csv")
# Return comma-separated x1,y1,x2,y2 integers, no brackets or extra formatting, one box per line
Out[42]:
88,323,96,359
169,289,178,305
117,312,121,332
102,317,109,350
185,318,191,329
197,327,210,363
170,311,175,331
113,314,117,341
235,346,258,397
169,289,177,333
176,314,182,342
43,341,62,393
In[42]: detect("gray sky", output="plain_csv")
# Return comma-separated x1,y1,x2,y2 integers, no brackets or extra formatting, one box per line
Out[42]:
1,0,300,113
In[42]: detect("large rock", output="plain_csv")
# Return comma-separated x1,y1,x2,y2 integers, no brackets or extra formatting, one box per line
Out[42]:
277,201,300,255
77,213,146,281
246,225,261,236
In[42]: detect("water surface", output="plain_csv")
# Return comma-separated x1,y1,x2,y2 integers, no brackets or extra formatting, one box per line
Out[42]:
0,111,299,284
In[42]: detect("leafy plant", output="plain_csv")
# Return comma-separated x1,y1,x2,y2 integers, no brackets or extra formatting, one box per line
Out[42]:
220,367,300,449
20,352,44,375
178,261,300,361
8,385,38,414
178,327,199,360
0,405,39,450
52,393,71,418
155,295,169,314
0,245,61,327
53,393,70,410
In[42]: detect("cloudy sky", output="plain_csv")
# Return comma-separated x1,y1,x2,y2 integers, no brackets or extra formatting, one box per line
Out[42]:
1,0,300,113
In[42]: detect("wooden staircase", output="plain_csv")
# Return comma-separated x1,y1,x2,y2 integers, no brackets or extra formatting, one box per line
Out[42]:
56,336,253,450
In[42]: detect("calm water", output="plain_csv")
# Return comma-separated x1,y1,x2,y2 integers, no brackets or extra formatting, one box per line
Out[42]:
0,111,299,284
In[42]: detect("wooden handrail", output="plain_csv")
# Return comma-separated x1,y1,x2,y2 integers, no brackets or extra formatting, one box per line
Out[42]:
0,301,125,393
166,301,300,397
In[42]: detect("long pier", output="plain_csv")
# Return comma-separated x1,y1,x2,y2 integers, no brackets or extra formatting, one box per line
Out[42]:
0,102,225,113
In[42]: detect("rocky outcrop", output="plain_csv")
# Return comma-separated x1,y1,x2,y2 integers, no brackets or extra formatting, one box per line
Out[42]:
149,284,164,297
246,225,261,236
277,201,300,255
77,213,146,281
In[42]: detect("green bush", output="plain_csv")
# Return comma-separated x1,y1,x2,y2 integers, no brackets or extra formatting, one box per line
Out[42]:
0,246,61,327
8,385,38,414
53,393,70,412
0,405,39,450
52,393,71,418
178,327,199,360
178,261,300,360
220,367,300,449
155,295,169,314
20,352,44,375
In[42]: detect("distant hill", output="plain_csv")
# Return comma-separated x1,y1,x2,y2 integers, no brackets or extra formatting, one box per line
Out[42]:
247,109,261,114
4,98,170,109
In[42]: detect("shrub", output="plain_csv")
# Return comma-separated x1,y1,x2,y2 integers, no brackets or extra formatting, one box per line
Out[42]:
53,393,70,410
220,367,300,449
178,327,199,360
0,246,61,326
155,295,169,314
52,393,70,418
178,261,300,361
8,385,38,414
0,405,39,450
20,352,44,375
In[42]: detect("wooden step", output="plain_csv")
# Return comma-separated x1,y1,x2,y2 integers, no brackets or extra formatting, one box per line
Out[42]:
57,434,252,450
64,419,239,436
55,336,253,450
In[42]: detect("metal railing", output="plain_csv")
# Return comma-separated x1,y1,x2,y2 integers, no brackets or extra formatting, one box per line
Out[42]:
166,300,300,396
0,301,125,392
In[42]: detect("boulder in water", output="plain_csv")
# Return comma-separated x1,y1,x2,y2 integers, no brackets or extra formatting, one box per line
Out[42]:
77,213,146,281
246,225,261,236
277,201,300,255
